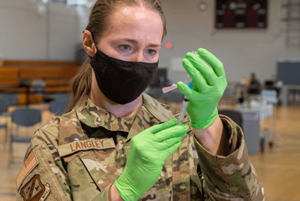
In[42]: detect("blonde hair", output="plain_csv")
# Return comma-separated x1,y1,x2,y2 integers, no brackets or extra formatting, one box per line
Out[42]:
66,0,167,112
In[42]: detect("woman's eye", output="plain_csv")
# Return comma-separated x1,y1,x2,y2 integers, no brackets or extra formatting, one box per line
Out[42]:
119,45,131,51
147,49,156,55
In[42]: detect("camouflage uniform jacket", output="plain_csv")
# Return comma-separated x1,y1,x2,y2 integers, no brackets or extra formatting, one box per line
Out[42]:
16,93,264,201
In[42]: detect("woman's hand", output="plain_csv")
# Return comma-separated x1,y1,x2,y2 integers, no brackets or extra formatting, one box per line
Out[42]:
177,48,227,129
114,119,189,201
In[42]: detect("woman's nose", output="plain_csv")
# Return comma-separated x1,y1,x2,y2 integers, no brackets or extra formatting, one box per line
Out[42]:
132,51,145,62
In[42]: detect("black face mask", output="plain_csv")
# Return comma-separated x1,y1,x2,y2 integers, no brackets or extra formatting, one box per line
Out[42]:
90,35,159,105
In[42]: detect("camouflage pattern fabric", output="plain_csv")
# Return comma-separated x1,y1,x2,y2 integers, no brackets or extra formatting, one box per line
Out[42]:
16,93,264,201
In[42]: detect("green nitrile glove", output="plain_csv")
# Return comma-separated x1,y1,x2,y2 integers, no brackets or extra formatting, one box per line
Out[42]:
177,48,227,129
114,119,189,201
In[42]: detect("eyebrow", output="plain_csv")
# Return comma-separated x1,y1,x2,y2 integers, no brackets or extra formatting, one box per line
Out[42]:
119,38,161,48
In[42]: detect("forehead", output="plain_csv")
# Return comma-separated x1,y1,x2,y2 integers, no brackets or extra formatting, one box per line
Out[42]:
101,4,164,42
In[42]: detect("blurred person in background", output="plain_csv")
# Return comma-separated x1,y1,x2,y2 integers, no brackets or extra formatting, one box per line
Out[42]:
16,0,264,200
248,72,262,95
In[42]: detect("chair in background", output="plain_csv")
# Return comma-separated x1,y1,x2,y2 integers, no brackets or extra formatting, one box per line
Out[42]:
0,93,19,106
8,108,42,167
219,109,243,130
44,92,71,103
30,80,47,104
264,80,281,105
55,93,71,102
0,99,10,147
31,80,46,95
49,98,69,116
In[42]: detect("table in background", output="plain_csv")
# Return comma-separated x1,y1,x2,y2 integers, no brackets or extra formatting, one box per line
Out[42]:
280,85,300,106
236,102,273,155
236,106,260,155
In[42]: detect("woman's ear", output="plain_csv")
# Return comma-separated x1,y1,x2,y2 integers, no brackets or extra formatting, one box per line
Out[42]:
83,30,96,57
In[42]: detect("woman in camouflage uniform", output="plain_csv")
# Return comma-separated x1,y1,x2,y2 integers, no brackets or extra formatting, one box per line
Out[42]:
16,0,264,200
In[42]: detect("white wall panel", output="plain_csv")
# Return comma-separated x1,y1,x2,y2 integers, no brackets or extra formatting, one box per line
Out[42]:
0,0,81,60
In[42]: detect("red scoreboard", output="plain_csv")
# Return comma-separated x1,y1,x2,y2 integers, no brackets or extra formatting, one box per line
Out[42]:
216,0,268,29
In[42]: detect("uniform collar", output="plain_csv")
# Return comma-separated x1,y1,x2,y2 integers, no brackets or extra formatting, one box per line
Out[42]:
76,93,174,133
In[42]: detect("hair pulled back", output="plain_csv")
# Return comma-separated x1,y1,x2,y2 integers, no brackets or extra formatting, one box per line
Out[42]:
66,0,167,112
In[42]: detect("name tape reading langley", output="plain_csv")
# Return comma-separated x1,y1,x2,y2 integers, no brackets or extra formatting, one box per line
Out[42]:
70,139,105,152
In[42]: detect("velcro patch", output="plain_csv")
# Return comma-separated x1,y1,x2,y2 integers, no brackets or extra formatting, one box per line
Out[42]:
16,152,38,190
57,138,115,157
20,174,50,201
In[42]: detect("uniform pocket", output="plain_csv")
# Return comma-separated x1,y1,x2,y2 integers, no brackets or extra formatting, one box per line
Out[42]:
67,157,101,200
79,150,116,191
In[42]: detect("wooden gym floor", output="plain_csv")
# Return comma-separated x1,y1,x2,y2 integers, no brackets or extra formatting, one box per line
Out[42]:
0,103,299,201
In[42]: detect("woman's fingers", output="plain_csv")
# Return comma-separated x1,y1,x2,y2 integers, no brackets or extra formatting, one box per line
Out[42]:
153,124,189,142
165,141,182,156
146,119,178,134
185,52,217,86
182,58,208,92
153,134,186,151
198,48,225,77
153,141,183,162
177,81,195,100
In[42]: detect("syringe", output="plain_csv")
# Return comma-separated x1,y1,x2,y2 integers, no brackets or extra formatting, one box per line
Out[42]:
177,51,199,125
162,78,193,124
177,97,189,125
177,82,193,125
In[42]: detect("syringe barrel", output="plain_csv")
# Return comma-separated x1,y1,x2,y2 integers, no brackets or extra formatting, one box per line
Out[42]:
177,96,189,125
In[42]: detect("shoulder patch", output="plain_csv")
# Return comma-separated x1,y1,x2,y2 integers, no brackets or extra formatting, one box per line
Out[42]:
20,174,50,201
16,152,38,190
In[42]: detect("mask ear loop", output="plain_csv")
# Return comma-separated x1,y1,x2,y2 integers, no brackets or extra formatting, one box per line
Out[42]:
90,32,99,52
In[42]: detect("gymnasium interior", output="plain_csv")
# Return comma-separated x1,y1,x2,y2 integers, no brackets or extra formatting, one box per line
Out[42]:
0,0,299,200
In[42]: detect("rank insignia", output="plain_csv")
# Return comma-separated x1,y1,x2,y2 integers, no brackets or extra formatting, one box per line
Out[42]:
21,175,50,201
